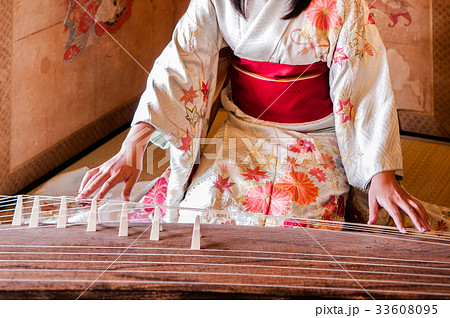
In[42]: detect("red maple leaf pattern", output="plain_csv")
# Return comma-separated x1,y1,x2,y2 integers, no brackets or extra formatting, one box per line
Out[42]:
218,164,234,176
368,12,376,25
319,153,336,170
241,166,268,182
213,174,234,194
201,81,209,102
142,173,169,216
180,86,198,107
178,129,192,154
285,156,300,170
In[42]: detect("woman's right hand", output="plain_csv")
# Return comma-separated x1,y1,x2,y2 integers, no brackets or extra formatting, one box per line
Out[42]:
76,122,155,201
76,150,141,201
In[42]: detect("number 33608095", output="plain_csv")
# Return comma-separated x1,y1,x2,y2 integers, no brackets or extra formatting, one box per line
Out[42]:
375,304,437,315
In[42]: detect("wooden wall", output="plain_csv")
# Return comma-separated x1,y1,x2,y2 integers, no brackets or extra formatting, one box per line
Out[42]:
0,0,189,194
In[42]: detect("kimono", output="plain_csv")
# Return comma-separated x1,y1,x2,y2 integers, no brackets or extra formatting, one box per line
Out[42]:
131,0,403,224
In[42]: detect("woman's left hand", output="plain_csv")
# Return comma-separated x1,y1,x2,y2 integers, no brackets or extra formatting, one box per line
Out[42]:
368,171,431,233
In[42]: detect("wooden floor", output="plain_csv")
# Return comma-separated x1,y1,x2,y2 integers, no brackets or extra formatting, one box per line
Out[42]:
0,223,448,300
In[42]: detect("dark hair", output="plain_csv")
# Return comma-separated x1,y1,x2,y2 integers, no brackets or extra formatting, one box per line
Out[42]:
230,0,313,20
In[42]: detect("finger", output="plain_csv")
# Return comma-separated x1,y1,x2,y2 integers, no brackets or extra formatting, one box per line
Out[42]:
78,168,99,195
394,195,426,232
398,201,426,233
409,199,431,231
122,172,140,201
398,186,430,231
83,170,106,194
368,193,379,225
95,174,122,201
80,173,110,199
395,187,430,232
384,201,407,234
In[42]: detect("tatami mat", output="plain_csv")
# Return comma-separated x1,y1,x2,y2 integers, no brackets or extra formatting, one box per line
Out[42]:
400,136,450,207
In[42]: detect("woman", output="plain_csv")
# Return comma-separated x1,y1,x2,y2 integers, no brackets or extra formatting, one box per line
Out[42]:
77,0,430,233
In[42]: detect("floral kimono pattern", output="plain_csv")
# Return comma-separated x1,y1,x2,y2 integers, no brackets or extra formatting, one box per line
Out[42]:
178,87,349,225
133,0,403,223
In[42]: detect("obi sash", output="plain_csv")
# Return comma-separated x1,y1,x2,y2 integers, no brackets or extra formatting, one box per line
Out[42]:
229,55,333,123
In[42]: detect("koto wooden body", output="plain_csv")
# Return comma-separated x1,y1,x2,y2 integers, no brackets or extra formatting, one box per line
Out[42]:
0,223,448,300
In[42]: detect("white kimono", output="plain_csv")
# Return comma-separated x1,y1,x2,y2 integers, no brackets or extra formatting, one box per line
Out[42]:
132,0,403,223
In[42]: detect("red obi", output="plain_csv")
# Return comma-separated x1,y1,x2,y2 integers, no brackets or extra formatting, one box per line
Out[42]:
229,55,333,123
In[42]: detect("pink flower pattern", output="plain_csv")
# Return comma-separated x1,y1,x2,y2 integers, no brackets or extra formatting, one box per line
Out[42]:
289,139,305,153
306,0,342,32
243,182,291,216
309,168,327,182
302,140,316,153
333,47,348,66
336,98,354,123
130,169,171,222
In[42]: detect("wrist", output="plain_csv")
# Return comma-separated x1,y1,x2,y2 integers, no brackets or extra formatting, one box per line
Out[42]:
121,123,154,151
370,171,398,190
120,123,155,169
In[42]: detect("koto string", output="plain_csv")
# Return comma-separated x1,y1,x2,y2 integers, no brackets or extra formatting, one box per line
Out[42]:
1,215,448,247
0,262,448,279
0,278,447,298
1,258,448,280
62,0,431,299
0,0,443,299
2,195,448,238
3,191,447,298
75,219,157,300
1,250,449,271
8,194,449,238
1,243,449,265
1,195,450,247
0,268,448,289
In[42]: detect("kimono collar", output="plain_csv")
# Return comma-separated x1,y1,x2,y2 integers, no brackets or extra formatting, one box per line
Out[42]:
233,0,291,62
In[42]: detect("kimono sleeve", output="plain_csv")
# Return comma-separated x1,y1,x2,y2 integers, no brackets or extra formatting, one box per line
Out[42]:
327,0,403,192
131,0,225,216
132,0,225,150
